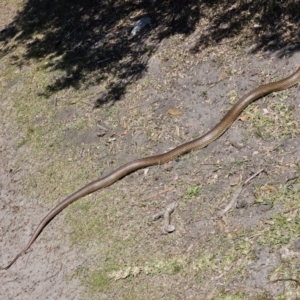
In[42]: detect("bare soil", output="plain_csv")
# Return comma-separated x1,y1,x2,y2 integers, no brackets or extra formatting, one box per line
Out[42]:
1,1,300,299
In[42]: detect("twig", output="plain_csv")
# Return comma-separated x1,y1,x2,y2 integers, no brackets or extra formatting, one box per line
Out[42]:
150,202,178,234
217,169,264,217
97,58,111,64
162,202,178,234
96,122,109,131
270,278,300,285
243,168,264,185
217,186,243,218
285,175,299,183
150,186,175,199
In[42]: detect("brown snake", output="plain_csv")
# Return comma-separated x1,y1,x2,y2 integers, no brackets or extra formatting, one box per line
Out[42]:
3,67,300,269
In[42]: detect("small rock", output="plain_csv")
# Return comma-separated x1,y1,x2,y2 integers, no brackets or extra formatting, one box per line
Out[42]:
164,162,173,172
131,17,151,36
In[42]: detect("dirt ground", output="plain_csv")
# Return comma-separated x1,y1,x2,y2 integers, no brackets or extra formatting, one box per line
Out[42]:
1,1,300,299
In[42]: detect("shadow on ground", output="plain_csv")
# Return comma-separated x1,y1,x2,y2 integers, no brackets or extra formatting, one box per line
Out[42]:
0,0,299,107
190,0,300,56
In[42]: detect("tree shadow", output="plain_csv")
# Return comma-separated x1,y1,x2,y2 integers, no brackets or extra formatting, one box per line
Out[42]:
190,0,300,57
0,0,201,107
1,0,299,108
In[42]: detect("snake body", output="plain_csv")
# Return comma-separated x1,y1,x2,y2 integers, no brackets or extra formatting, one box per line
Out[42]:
3,67,300,269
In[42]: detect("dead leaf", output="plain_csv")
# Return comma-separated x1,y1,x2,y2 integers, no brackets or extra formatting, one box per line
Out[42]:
217,221,224,231
221,70,226,79
233,226,241,233
229,175,241,186
168,108,182,116
261,185,276,192
239,115,249,121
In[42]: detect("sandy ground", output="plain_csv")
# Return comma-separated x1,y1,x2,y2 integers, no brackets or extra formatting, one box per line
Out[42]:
0,91,85,299
1,49,299,300
1,1,300,299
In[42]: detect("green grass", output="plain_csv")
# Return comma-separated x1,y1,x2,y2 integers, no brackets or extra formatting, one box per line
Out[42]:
184,184,201,198
245,91,298,140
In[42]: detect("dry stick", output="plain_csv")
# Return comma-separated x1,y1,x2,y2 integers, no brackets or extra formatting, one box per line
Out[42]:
162,202,178,234
96,122,109,131
285,175,299,183
97,58,111,64
270,278,300,286
151,201,178,234
243,169,264,185
150,186,175,199
217,169,264,218
216,186,243,218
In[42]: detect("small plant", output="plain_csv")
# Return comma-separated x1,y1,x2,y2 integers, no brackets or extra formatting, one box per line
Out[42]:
185,185,201,198
143,77,150,86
